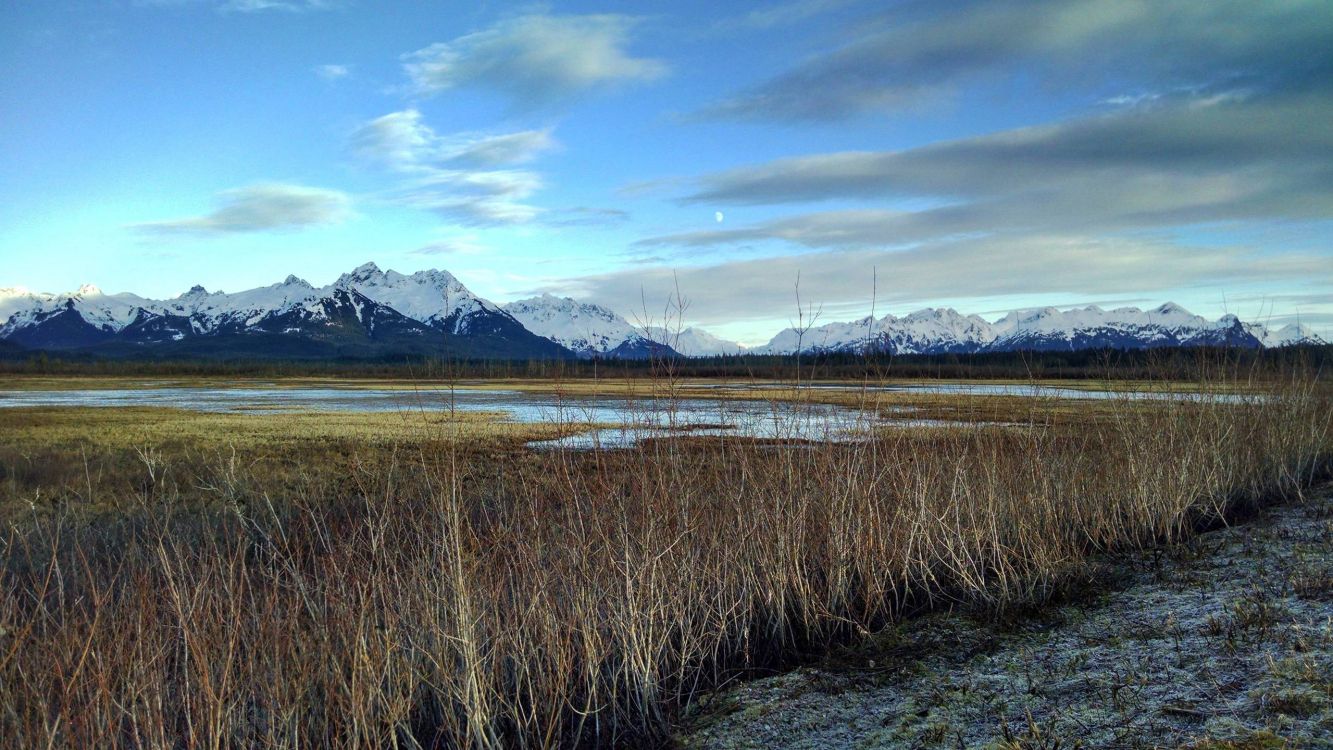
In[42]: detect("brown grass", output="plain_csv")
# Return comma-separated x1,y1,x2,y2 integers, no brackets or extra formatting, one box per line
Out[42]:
0,377,1329,748
0,406,594,515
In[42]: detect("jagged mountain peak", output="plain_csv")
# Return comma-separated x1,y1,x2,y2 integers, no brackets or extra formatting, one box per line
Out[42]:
403,269,480,303
507,294,617,317
902,307,981,324
332,263,500,333
1025,307,1063,320
335,261,386,288
903,308,941,321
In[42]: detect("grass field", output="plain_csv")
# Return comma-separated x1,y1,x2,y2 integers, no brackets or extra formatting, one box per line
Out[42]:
0,404,593,516
1,373,1329,748
0,375,1244,514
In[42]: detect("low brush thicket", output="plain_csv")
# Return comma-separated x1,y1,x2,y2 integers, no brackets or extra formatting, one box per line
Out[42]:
1,377,1330,748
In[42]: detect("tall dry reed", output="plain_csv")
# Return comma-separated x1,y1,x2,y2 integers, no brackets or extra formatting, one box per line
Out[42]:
1,377,1330,748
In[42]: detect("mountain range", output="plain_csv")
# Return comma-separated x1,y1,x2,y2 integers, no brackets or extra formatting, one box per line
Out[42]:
754,303,1323,355
0,263,1323,359
0,263,566,360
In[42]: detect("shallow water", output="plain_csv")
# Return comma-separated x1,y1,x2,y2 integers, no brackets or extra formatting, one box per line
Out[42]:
693,382,1254,402
0,382,1242,448
0,386,890,447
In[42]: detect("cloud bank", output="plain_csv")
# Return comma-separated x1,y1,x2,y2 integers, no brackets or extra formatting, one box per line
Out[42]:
557,235,1333,327
643,93,1333,255
701,0,1333,120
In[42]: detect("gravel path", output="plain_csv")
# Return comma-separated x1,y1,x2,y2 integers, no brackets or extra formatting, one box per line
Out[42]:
675,490,1333,749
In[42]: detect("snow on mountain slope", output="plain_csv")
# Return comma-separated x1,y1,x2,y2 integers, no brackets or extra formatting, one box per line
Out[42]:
3,269,1325,358
158,277,323,332
1262,322,1323,347
646,326,747,357
757,308,996,355
990,303,1204,337
502,295,744,357
757,303,1325,355
502,294,650,356
149,263,511,336
334,263,507,334
0,284,155,337
0,287,46,325
0,263,565,356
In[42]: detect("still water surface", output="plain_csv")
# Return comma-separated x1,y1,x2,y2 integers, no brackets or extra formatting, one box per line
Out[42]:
0,383,1244,448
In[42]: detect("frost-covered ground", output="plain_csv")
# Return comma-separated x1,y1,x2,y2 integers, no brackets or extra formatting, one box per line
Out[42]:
676,490,1333,749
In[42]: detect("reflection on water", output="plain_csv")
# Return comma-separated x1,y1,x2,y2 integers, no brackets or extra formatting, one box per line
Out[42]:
0,382,1247,448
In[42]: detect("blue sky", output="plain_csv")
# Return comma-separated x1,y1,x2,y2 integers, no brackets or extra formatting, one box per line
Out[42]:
3,0,1331,344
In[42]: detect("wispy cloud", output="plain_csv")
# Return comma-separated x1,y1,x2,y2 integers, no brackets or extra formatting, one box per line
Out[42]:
544,206,631,227
219,0,335,12
402,13,666,108
410,234,490,257
350,110,556,172
712,0,859,32
395,184,545,227
137,0,340,13
447,129,558,168
700,0,1333,120
132,183,352,236
351,110,557,226
313,63,350,80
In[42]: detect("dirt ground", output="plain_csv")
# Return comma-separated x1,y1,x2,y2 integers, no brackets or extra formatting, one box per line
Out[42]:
675,490,1333,749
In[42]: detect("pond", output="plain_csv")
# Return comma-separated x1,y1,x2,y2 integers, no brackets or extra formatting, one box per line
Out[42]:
0,385,896,447
0,382,1242,448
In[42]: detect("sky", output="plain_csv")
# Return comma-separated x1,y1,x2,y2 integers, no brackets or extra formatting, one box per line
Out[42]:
2,0,1332,345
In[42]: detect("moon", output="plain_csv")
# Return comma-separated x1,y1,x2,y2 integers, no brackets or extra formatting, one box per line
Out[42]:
714,211,724,223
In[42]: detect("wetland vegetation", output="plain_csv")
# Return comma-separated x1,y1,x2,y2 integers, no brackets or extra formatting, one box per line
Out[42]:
0,363,1330,748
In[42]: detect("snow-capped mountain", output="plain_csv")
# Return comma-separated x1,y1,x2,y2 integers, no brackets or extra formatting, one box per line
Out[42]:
646,326,748,357
984,303,1267,351
0,263,568,359
502,294,657,357
334,264,509,335
1260,323,1323,347
157,277,321,334
2,269,1323,360
755,303,1325,355
759,307,995,356
501,294,748,358
0,285,160,348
